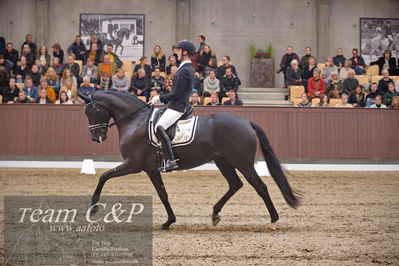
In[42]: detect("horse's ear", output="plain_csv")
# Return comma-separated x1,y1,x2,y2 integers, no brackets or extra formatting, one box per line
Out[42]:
78,93,91,104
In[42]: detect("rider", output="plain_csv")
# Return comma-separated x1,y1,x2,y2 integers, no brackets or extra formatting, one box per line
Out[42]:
150,40,196,171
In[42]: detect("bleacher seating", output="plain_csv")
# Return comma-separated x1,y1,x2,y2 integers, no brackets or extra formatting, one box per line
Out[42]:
290,85,305,102
354,75,369,85
329,99,341,107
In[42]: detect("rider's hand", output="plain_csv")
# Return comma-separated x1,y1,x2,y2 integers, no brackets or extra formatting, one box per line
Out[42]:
150,95,161,105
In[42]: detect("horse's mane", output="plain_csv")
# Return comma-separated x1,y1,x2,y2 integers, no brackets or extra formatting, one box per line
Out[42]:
94,89,146,106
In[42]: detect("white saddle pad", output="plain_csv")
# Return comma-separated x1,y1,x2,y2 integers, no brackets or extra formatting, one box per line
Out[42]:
148,108,199,147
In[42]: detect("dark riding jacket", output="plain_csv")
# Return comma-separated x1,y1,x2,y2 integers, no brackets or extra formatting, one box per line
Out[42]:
160,61,194,113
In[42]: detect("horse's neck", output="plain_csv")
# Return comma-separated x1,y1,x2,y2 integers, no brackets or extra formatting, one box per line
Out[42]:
108,100,149,130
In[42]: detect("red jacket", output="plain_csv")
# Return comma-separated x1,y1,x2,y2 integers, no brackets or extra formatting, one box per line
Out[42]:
307,78,326,96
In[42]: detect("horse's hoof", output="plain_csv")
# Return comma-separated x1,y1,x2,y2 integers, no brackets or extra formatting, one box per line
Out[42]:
160,224,170,230
212,215,221,226
266,222,277,231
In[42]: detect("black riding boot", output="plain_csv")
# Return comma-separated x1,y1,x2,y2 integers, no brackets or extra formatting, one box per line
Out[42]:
156,126,179,172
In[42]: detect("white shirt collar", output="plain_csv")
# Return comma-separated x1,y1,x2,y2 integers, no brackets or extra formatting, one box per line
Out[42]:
177,60,192,71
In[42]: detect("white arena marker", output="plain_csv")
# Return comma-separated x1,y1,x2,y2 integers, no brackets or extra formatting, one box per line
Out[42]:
256,161,270,176
81,159,96,175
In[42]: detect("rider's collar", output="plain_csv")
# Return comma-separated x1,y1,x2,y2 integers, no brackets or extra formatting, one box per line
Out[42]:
177,60,192,71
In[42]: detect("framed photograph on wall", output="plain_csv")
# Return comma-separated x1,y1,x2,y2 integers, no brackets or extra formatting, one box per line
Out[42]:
360,17,399,64
80,14,145,62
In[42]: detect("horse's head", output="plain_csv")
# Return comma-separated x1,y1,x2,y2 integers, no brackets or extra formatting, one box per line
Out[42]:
79,93,111,143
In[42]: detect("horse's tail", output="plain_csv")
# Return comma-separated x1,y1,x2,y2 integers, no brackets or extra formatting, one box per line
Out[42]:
250,122,300,209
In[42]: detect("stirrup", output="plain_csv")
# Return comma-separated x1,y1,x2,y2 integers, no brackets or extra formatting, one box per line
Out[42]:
158,159,179,172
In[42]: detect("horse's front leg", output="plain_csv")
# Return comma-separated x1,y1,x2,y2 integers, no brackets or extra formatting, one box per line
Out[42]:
90,160,138,215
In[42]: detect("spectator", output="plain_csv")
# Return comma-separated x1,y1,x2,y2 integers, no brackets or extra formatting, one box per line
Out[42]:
4,42,19,71
61,68,77,88
199,45,216,72
20,34,37,56
377,69,393,94
319,94,329,107
370,50,398,75
333,48,346,71
336,93,353,108
26,65,41,87
307,68,326,101
133,56,152,79
389,96,399,109
150,67,165,94
67,35,86,62
3,78,19,103
190,53,201,73
56,91,73,104
370,95,387,108
84,43,101,66
348,85,367,107
82,58,98,83
96,72,112,90
327,71,342,99
206,94,220,106
300,47,316,69
223,90,243,106
36,45,51,67
149,90,159,103
220,67,240,101
297,93,312,107
22,77,38,102
34,59,47,75
202,57,218,78
98,54,117,78
52,57,63,76
90,34,103,52
79,76,95,97
383,82,399,106
322,57,338,82
286,59,304,86
193,72,202,95
35,88,52,104
338,60,352,81
16,91,29,103
112,68,129,92
15,56,30,82
100,44,122,68
130,68,150,100
170,66,178,76
63,55,80,78
59,78,78,103
203,69,220,97
278,46,300,87
164,74,173,93
0,66,10,96
197,35,206,54
350,48,366,75
342,69,359,94
44,67,61,95
151,45,166,71
189,91,201,105
165,55,177,75
171,45,181,66
38,78,56,103
21,44,35,67
217,55,238,79
302,56,317,87
52,43,64,64
366,82,383,107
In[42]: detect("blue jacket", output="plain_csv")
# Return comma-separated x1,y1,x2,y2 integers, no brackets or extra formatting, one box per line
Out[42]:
67,42,87,61
78,86,95,96
22,86,38,101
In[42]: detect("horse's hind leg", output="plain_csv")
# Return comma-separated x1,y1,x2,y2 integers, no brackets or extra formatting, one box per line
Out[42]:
212,158,243,226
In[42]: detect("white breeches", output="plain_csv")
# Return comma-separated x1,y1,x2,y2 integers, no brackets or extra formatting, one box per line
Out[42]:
155,108,184,130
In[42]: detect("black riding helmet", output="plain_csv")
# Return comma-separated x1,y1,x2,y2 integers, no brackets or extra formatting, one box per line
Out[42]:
176,40,196,56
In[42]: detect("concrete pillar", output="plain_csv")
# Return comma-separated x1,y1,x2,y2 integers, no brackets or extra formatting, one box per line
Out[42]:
35,0,49,46
175,0,190,42
316,0,330,61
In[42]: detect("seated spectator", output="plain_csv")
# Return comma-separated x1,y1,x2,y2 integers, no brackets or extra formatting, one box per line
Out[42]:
111,68,129,92
338,60,352,81
206,94,220,106
202,57,218,78
322,57,338,83
36,45,51,67
52,57,63,76
96,72,112,90
348,85,367,107
56,91,73,104
190,91,202,105
307,68,326,101
0,66,10,96
333,48,346,71
370,95,387,108
26,65,42,87
203,69,220,97
0,55,6,71
100,44,122,68
35,88,52,104
130,68,150,100
98,55,117,78
190,53,201,73
38,78,56,103
164,74,173,93
300,47,316,69
90,34,103,52
336,93,353,108
149,90,159,103
389,96,399,109
193,72,202,95
44,67,61,95
151,45,166,71
342,69,359,94
15,56,31,82
61,68,77,88
22,77,38,102
297,93,312,107
171,45,181,66
327,71,342,99
302,56,317,87
67,35,86,62
150,67,165,94
278,46,300,87
133,56,152,79
286,59,304,86
21,44,35,67
4,42,19,71
52,43,64,64
3,78,19,103
82,58,98,83
319,94,329,107
170,66,178,76
377,69,393,94
217,55,238,79
223,90,243,106
84,43,101,66
63,55,81,78
21,34,37,56
370,50,398,75
350,48,366,75
165,55,177,75
16,91,29,103
199,45,216,72
366,82,384,107
34,59,47,75
197,34,206,54
59,78,78,103
79,76,95,97
383,82,399,106
220,67,240,101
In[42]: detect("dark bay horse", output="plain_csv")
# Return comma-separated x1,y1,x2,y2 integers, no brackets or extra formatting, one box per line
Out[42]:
79,90,300,230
